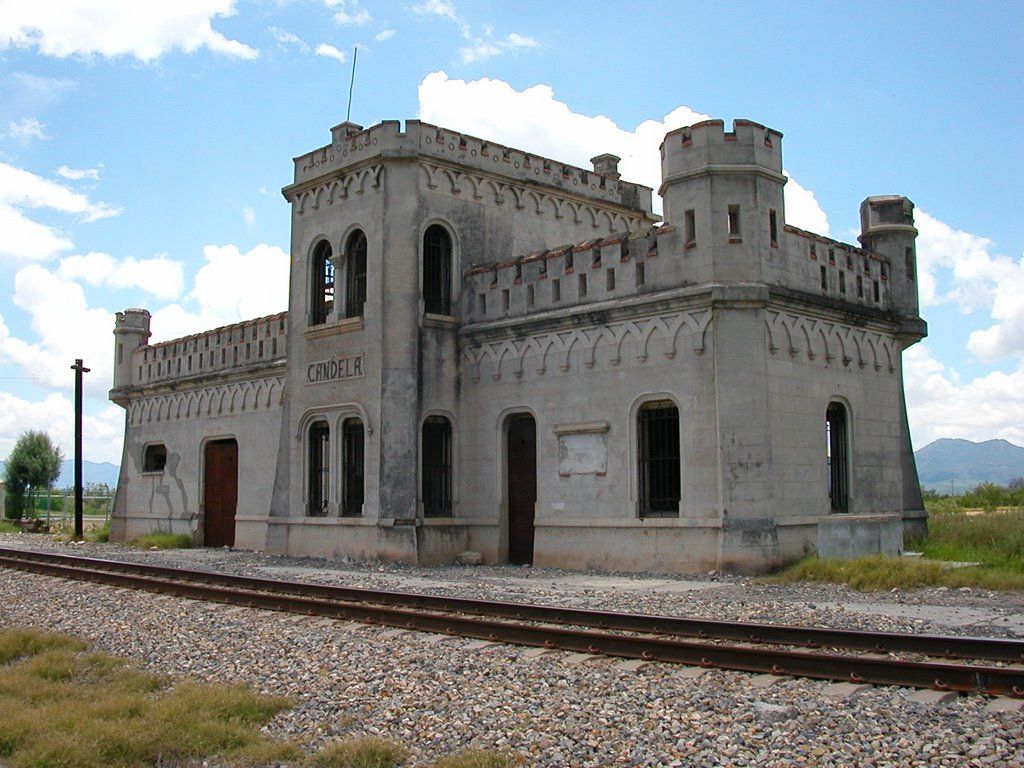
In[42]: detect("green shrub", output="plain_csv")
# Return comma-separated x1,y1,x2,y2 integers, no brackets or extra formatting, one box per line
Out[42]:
129,532,193,549
0,521,20,534
916,507,1024,571
313,736,408,768
88,521,110,543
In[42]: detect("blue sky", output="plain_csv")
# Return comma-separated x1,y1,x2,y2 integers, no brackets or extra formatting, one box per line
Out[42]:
0,0,1022,464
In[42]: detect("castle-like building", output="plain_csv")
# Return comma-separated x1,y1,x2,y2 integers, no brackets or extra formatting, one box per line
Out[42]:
109,116,926,573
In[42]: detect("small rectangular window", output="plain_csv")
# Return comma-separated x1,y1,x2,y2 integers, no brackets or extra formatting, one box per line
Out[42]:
873,280,880,303
820,265,828,291
635,262,645,286
810,243,817,260
685,209,696,247
564,251,574,272
828,248,835,264
143,444,167,473
769,209,778,245
857,275,864,298
478,293,487,315
839,271,846,295
578,273,588,297
117,343,123,365
592,247,601,268
501,288,510,313
551,278,561,303
606,268,615,291
906,247,916,281
527,284,535,307
727,205,741,238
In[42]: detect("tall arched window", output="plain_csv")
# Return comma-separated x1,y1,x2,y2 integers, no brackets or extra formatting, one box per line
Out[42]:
341,417,365,516
308,420,330,516
423,225,452,315
638,400,680,517
422,416,452,517
345,231,367,318
309,241,334,326
826,402,849,513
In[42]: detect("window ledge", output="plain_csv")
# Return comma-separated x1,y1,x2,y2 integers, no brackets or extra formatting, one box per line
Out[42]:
423,313,459,329
304,316,364,340
552,421,609,436
141,470,165,477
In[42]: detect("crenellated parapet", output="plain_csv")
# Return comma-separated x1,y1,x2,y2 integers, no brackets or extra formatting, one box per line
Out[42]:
120,312,288,391
285,119,654,217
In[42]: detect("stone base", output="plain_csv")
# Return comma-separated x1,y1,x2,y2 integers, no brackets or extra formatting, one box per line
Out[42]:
817,513,903,559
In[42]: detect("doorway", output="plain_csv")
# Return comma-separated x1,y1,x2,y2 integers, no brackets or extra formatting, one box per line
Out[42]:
506,414,537,565
203,439,238,546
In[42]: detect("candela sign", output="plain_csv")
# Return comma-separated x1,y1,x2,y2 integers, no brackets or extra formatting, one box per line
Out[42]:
306,355,364,384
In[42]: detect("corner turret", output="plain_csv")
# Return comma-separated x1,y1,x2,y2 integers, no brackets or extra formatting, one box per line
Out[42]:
659,119,786,282
112,309,151,392
859,196,920,318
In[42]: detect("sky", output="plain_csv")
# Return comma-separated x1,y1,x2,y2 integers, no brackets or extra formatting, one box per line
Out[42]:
0,0,1022,466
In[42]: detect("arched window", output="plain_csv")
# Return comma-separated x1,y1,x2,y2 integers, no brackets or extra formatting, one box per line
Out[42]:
308,421,330,516
345,231,367,318
423,225,452,315
422,416,452,517
309,241,334,326
826,402,849,513
638,400,680,517
341,417,365,516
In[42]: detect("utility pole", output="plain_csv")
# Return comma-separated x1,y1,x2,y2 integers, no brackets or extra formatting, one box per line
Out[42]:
70,359,90,540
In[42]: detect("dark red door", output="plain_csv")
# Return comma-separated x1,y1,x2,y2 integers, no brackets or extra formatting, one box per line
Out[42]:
203,440,238,547
507,415,537,565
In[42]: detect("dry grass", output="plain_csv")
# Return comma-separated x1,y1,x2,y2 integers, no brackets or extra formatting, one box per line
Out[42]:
0,627,295,767
311,736,408,768
430,750,522,768
128,531,193,549
772,554,1024,591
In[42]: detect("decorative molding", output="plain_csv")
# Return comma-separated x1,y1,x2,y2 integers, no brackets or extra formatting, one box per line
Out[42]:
293,164,384,215
127,375,285,426
461,310,711,383
764,310,897,373
420,162,647,235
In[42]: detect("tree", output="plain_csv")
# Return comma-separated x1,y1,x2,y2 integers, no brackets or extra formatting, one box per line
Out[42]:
3,431,63,519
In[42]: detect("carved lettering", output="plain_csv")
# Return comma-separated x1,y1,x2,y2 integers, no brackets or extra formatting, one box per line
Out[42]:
306,355,365,385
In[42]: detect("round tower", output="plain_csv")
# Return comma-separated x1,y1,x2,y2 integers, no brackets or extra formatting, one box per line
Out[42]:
858,196,919,318
113,309,151,390
659,119,786,282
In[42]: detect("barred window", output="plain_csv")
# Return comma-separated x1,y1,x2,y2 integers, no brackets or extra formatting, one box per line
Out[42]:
826,403,849,513
345,231,367,318
307,421,329,516
638,401,680,517
423,225,452,315
309,241,334,326
422,416,453,517
342,418,365,516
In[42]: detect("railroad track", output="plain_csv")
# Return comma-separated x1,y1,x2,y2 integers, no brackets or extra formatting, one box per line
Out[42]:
0,546,1021,698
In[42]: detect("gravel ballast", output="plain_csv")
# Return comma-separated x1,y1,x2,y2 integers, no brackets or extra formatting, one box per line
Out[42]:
0,534,1021,767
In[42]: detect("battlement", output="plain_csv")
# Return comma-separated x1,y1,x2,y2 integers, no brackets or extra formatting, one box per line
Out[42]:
660,118,783,191
859,195,917,238
115,308,151,334
127,312,288,388
287,119,654,216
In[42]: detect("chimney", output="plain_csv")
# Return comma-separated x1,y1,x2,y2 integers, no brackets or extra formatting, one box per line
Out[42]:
591,153,621,181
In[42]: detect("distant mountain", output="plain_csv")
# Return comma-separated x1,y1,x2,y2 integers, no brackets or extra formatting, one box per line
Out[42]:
0,460,120,490
914,438,1024,492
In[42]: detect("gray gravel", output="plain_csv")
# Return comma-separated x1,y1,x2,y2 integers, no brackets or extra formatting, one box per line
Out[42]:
0,534,1022,766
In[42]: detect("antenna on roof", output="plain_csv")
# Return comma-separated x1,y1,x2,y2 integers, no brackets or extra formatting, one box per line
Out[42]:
345,47,358,123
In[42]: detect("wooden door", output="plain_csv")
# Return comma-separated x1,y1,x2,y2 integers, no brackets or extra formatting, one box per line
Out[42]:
203,440,238,547
507,415,537,565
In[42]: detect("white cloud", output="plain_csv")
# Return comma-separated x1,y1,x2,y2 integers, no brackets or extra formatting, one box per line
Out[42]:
0,161,120,260
461,32,536,63
0,1,257,61
0,265,115,393
7,117,47,142
912,210,1024,362
0,392,125,465
413,0,467,34
242,205,255,226
11,72,76,103
149,243,289,342
56,165,101,182
59,251,185,301
324,0,371,26
416,72,829,233
904,345,1024,448
315,43,347,64
268,26,308,52
374,29,395,42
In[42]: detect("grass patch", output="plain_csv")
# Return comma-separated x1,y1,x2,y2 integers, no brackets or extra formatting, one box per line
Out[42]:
772,554,1024,591
431,750,521,768
312,736,408,768
89,520,111,543
128,531,193,549
0,627,293,767
913,506,1024,572
0,521,21,534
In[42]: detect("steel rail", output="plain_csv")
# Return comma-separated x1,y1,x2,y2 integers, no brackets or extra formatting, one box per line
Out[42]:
0,546,1020,663
1,551,1023,698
